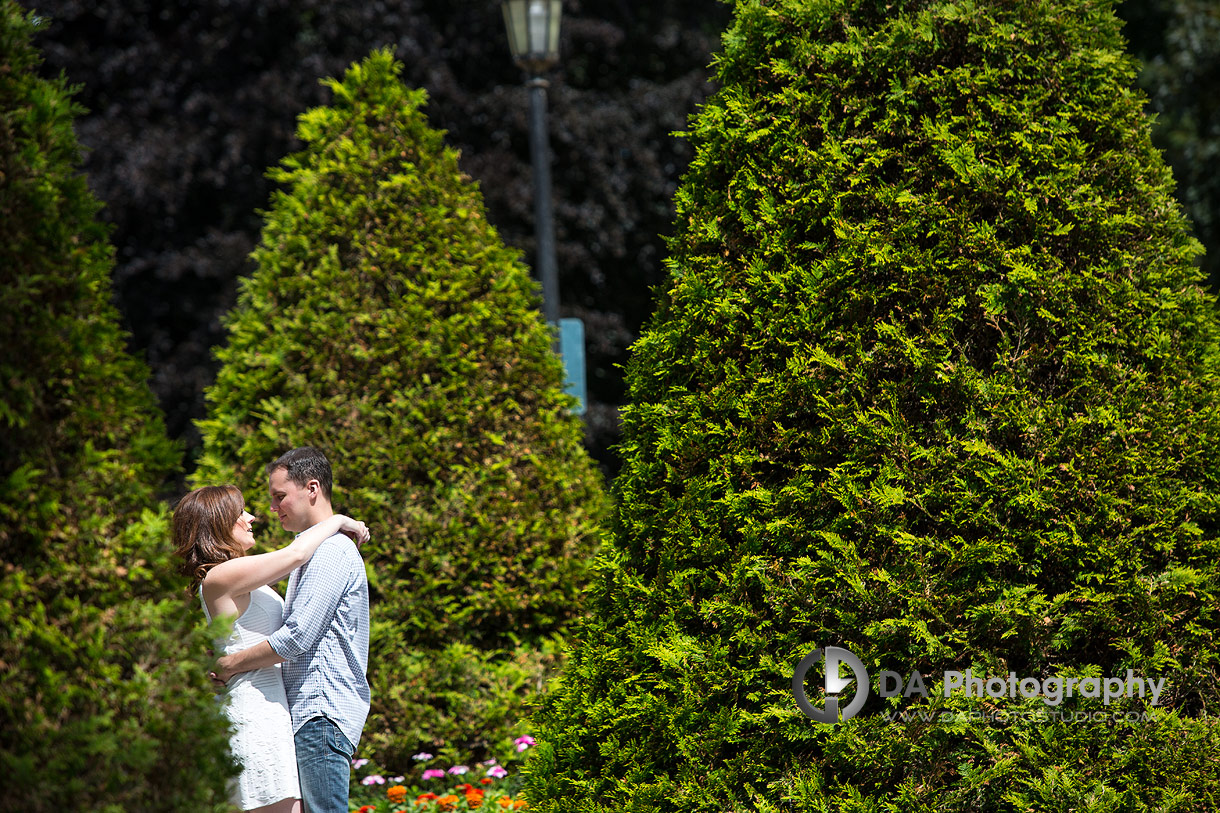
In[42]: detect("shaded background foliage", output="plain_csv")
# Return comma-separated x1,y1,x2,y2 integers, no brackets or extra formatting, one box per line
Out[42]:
28,0,732,476
1116,0,1220,293
26,0,1217,479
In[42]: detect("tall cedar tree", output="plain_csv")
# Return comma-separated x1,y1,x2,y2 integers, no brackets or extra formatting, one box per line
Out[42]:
192,50,607,765
523,0,1220,810
0,3,235,810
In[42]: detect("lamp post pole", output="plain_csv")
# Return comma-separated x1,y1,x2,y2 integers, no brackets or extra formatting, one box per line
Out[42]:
502,0,563,348
527,76,560,331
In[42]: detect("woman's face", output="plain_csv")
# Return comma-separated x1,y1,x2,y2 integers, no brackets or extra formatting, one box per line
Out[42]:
231,508,257,551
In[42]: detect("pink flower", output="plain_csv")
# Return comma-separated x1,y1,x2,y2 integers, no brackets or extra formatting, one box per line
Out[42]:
352,758,370,769
361,775,386,785
413,752,433,761
514,736,536,753
486,765,509,779
422,769,446,780
448,765,470,775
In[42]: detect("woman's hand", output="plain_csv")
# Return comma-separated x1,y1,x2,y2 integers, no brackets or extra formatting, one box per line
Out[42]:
337,515,371,547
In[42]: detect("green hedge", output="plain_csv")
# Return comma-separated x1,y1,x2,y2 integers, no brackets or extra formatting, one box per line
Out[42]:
524,0,1220,810
192,49,607,766
0,3,234,809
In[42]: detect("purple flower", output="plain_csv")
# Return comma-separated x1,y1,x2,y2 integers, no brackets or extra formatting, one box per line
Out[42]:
413,752,433,761
514,735,536,753
352,758,369,769
448,765,470,775
422,769,446,780
486,765,509,779
361,775,386,785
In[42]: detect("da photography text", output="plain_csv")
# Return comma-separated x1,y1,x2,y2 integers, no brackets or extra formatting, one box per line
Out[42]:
792,646,1165,724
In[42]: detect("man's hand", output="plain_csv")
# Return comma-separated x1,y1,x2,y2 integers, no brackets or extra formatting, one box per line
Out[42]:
209,655,237,687
209,640,286,684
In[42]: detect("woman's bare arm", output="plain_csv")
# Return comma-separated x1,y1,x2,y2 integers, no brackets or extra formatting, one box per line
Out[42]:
201,515,369,617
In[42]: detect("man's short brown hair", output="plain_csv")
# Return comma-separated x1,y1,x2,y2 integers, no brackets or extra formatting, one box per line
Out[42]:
266,446,333,502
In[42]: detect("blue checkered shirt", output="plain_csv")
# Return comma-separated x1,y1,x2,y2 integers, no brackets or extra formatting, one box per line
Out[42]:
267,530,370,749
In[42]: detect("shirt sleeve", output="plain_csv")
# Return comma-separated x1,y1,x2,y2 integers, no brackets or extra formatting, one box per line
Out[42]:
267,535,352,661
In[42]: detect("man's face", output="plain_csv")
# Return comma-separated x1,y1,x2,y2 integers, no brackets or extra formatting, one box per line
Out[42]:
268,467,314,534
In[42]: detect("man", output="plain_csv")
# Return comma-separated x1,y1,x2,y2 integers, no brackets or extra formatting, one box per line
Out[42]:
213,447,371,812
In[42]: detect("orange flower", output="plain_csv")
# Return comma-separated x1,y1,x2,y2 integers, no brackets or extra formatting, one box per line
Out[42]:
437,793,460,810
480,777,494,785
465,787,485,808
498,799,514,809
387,785,407,804
356,806,376,813
513,802,529,810
416,792,439,803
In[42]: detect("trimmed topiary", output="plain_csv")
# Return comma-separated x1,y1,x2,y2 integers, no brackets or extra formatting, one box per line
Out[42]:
0,3,235,810
191,49,607,765
523,0,1220,810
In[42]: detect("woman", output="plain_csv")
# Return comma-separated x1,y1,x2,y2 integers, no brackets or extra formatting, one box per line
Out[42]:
173,484,369,813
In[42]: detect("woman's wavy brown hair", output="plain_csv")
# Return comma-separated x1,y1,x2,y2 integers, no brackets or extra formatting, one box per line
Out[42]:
173,484,246,593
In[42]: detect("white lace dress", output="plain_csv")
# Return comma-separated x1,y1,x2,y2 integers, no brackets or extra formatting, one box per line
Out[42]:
202,585,301,810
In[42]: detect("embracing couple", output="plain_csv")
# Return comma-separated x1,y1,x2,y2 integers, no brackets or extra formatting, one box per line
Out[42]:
174,446,371,813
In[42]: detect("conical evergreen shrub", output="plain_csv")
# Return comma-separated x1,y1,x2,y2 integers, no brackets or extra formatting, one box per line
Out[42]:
0,3,235,809
192,49,607,765
524,0,1220,810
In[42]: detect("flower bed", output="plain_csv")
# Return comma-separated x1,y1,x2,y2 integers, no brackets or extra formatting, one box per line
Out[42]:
350,738,535,811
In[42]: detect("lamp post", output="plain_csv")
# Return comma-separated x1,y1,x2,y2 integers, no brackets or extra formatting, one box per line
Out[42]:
501,0,562,335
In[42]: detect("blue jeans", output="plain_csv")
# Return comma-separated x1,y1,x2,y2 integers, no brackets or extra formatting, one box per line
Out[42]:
295,716,353,813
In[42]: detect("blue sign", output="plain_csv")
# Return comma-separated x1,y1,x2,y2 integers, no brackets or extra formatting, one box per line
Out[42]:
559,318,586,416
